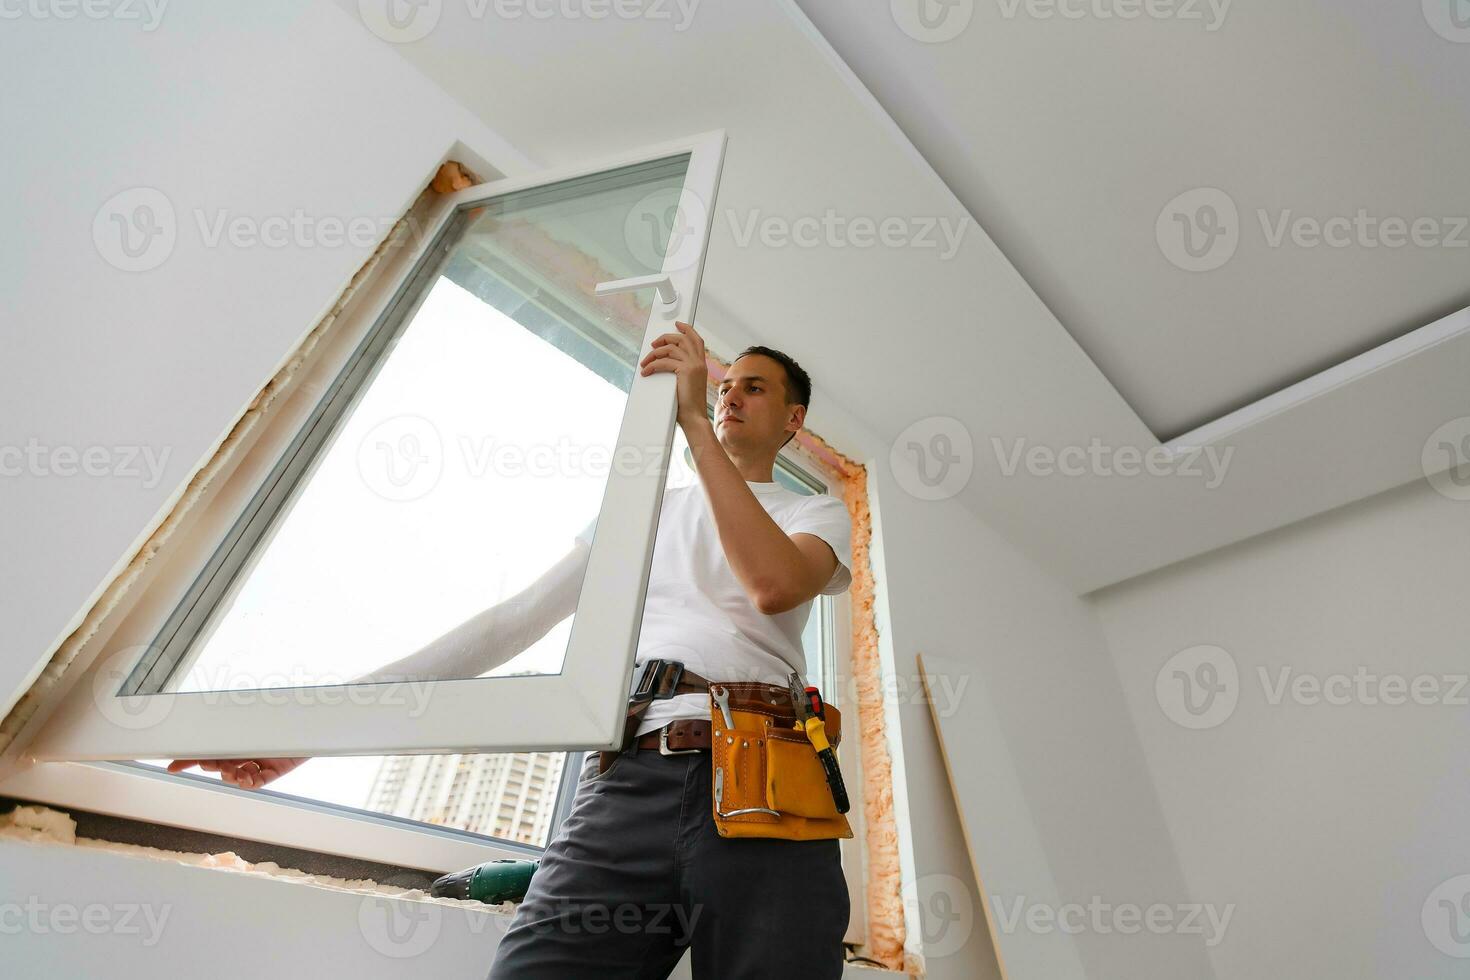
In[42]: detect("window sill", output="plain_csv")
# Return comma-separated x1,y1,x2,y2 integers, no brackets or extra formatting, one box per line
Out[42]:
0,759,539,874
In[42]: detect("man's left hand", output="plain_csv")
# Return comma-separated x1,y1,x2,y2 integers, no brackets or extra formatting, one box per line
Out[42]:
639,320,709,429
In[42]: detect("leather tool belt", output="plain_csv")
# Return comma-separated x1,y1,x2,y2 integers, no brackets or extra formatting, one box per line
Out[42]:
600,659,853,842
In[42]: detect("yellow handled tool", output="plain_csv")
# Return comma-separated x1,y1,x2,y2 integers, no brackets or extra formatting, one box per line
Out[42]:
788,672,850,814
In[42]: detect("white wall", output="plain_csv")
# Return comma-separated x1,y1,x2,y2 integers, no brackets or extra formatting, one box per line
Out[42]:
0,0,531,720
0,837,510,978
869,459,1216,980
1092,475,1470,979
1,6,1219,978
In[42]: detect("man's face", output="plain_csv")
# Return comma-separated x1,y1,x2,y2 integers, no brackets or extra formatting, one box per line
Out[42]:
715,354,803,453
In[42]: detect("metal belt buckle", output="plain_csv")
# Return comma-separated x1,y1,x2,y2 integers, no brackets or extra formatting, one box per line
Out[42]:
630,658,685,704
659,725,702,756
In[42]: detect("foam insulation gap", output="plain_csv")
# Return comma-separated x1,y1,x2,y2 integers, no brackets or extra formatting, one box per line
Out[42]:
3,159,905,971
0,169,457,761
0,803,505,914
705,355,906,972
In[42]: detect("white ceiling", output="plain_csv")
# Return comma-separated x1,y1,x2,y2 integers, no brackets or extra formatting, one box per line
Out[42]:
330,0,1470,592
795,0,1470,440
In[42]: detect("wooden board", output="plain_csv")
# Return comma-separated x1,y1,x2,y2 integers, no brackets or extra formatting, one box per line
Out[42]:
918,652,1088,980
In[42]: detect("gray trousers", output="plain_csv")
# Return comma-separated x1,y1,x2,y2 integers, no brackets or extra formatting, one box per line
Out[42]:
487,744,850,979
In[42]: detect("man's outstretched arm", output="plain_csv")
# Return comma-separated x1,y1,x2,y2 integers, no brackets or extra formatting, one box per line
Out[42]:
168,536,591,789
354,539,590,683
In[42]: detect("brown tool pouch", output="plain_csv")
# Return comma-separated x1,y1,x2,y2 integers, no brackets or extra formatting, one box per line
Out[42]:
709,682,853,841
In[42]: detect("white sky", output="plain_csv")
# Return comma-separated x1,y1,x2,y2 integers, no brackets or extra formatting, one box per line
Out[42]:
143,276,699,811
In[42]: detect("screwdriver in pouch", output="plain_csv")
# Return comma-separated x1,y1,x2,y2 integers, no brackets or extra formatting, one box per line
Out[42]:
788,672,850,814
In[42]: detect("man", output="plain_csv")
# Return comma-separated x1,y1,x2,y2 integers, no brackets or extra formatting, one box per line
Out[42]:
171,322,855,977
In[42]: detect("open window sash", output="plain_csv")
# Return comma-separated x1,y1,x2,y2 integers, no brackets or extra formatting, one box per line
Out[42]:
29,131,727,762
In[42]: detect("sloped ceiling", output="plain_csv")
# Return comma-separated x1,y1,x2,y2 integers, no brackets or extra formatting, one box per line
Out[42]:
332,0,1470,592
794,0,1470,441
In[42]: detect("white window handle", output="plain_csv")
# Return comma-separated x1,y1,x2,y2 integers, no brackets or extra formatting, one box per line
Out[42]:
594,273,678,309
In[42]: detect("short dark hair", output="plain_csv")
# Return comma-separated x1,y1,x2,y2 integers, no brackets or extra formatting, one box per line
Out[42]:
733,345,811,449
733,345,811,410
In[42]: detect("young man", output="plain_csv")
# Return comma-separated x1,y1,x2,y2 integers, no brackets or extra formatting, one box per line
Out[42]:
171,322,855,977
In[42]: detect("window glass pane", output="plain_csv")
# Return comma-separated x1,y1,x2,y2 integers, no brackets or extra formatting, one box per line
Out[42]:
138,749,569,848
131,156,691,697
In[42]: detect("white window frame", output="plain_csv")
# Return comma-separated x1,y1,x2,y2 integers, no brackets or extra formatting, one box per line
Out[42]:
0,133,878,935
0,457,861,882
24,131,727,765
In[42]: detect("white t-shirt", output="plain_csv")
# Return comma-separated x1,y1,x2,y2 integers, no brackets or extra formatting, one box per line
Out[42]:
577,476,854,737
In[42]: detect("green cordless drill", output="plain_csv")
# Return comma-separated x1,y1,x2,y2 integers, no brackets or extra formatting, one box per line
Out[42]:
430,858,540,905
